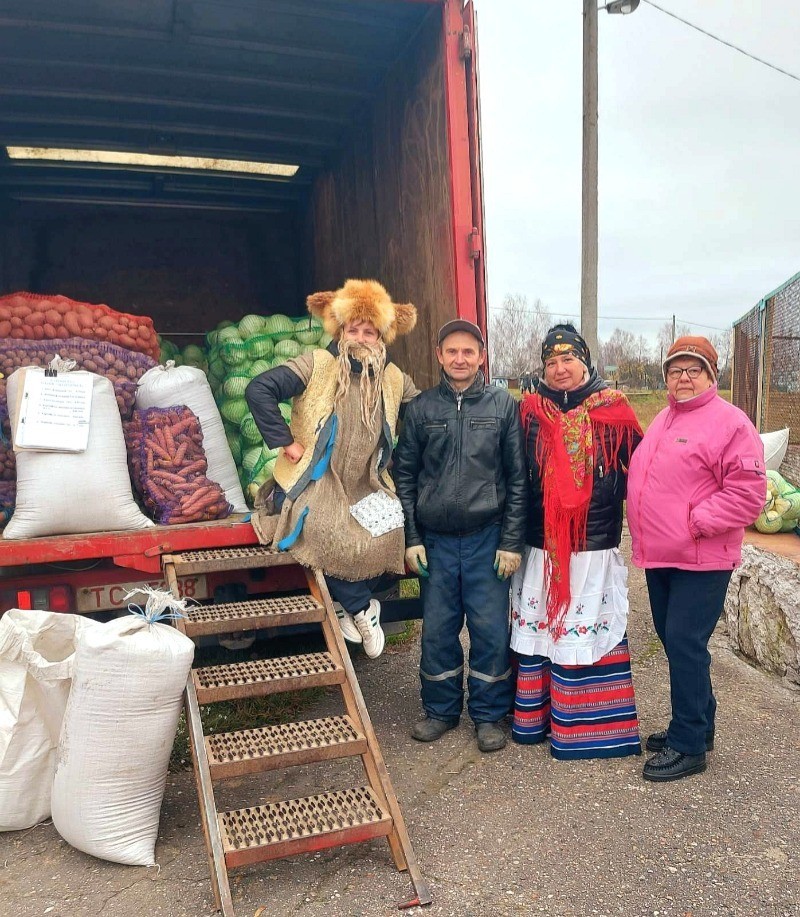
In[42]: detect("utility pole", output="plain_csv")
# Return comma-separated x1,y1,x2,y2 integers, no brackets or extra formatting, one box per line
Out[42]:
581,0,599,362
672,313,676,344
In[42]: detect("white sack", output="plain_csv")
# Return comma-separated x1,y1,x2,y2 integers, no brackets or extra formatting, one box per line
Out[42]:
136,362,246,512
3,368,152,538
51,610,194,866
0,610,97,831
760,428,789,472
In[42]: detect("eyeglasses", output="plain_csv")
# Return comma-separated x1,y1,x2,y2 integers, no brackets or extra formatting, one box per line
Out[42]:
667,366,704,380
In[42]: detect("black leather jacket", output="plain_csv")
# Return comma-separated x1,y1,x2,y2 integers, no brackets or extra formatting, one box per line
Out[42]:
394,371,527,552
524,371,640,550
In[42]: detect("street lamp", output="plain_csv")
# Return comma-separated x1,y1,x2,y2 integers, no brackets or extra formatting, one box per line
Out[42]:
604,1,640,13
581,0,639,363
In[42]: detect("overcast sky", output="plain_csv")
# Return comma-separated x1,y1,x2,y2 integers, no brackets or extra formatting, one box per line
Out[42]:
475,0,800,343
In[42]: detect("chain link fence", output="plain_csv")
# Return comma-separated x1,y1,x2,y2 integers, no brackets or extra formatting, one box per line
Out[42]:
733,271,800,482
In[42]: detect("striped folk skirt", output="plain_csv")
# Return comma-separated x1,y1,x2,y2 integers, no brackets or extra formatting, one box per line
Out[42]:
511,636,642,760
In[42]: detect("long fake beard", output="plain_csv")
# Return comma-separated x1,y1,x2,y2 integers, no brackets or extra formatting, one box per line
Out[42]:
335,338,387,430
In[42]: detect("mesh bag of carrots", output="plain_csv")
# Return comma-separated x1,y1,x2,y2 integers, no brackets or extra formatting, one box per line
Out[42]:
0,338,155,419
0,292,160,361
124,407,233,525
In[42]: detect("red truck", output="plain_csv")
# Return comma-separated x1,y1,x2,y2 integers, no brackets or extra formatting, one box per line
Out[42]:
0,0,487,617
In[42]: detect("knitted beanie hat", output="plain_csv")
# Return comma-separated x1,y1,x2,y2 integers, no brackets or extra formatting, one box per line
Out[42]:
663,335,718,381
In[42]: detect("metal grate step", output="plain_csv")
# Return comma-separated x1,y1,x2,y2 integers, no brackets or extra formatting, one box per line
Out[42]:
184,595,325,637
193,652,344,704
165,546,296,575
219,786,392,868
206,715,367,780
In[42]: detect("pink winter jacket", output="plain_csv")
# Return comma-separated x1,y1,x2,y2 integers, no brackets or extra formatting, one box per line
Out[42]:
627,385,766,571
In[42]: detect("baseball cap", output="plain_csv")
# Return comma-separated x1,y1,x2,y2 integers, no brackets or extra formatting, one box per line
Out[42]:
437,319,485,348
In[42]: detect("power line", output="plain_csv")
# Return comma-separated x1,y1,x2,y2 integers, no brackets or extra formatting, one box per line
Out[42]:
487,306,728,331
675,318,727,332
641,0,800,84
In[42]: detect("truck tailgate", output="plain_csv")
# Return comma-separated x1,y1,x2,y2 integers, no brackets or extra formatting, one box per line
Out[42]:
0,514,259,574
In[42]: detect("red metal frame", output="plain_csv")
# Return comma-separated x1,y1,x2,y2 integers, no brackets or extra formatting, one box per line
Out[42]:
462,0,488,350
0,516,260,575
442,0,480,326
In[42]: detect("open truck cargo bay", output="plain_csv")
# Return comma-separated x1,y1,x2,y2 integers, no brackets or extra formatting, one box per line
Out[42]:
0,0,487,617
0,0,487,392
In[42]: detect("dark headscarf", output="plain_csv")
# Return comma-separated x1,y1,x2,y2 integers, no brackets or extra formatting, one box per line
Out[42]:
541,327,592,370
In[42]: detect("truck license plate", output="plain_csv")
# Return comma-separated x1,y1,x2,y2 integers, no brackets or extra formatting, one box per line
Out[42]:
75,576,209,612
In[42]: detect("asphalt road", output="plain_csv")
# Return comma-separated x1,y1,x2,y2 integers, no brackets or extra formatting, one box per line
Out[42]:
1,533,798,917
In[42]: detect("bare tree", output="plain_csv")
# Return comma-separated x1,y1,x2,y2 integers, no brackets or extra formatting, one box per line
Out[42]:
600,328,659,389
656,320,691,363
489,294,552,378
709,327,733,389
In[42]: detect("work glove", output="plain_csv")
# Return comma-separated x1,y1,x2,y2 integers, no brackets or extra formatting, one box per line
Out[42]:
405,545,429,578
494,550,522,581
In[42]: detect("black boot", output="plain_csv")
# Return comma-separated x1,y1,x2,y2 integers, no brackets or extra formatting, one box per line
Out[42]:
642,746,707,782
410,717,458,742
646,729,714,753
475,721,507,753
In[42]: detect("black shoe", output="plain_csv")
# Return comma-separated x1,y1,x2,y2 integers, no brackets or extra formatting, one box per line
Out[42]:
475,721,507,753
646,729,714,753
642,746,707,782
410,717,458,742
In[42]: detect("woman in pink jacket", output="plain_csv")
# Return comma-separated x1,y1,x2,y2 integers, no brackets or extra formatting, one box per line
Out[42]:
627,336,765,782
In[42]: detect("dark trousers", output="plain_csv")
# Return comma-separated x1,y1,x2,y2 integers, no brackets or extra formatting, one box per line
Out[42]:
325,575,383,615
645,568,732,756
420,524,513,725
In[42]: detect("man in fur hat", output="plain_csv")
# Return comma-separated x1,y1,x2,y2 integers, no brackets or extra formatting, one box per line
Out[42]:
394,319,527,752
246,279,419,657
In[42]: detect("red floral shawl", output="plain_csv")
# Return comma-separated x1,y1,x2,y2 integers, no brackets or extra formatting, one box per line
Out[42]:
520,389,642,638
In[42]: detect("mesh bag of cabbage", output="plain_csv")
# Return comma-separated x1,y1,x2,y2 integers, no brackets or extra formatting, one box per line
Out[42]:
123,406,233,525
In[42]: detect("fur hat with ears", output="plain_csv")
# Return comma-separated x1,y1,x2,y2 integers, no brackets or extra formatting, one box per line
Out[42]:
306,279,417,346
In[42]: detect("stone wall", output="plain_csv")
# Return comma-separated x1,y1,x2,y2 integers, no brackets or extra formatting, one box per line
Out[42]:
725,544,800,686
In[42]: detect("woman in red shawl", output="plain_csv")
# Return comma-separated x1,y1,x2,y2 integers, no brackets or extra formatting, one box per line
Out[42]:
510,324,643,759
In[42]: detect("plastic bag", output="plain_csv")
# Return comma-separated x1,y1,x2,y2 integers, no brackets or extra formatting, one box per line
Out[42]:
0,609,98,831
51,588,195,865
3,368,153,539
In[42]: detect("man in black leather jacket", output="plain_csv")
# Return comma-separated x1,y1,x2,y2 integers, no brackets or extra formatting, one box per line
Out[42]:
394,319,527,752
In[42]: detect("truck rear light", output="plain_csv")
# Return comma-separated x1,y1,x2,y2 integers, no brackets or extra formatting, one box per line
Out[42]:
14,586,72,613
48,586,73,613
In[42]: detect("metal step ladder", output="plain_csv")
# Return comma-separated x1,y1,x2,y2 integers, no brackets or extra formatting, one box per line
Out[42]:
162,546,431,916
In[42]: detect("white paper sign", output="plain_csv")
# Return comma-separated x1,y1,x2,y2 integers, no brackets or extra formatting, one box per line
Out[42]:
349,490,404,538
13,369,93,452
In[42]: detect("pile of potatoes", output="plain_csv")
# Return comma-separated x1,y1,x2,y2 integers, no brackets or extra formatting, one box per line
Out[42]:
0,292,160,360
0,338,156,419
